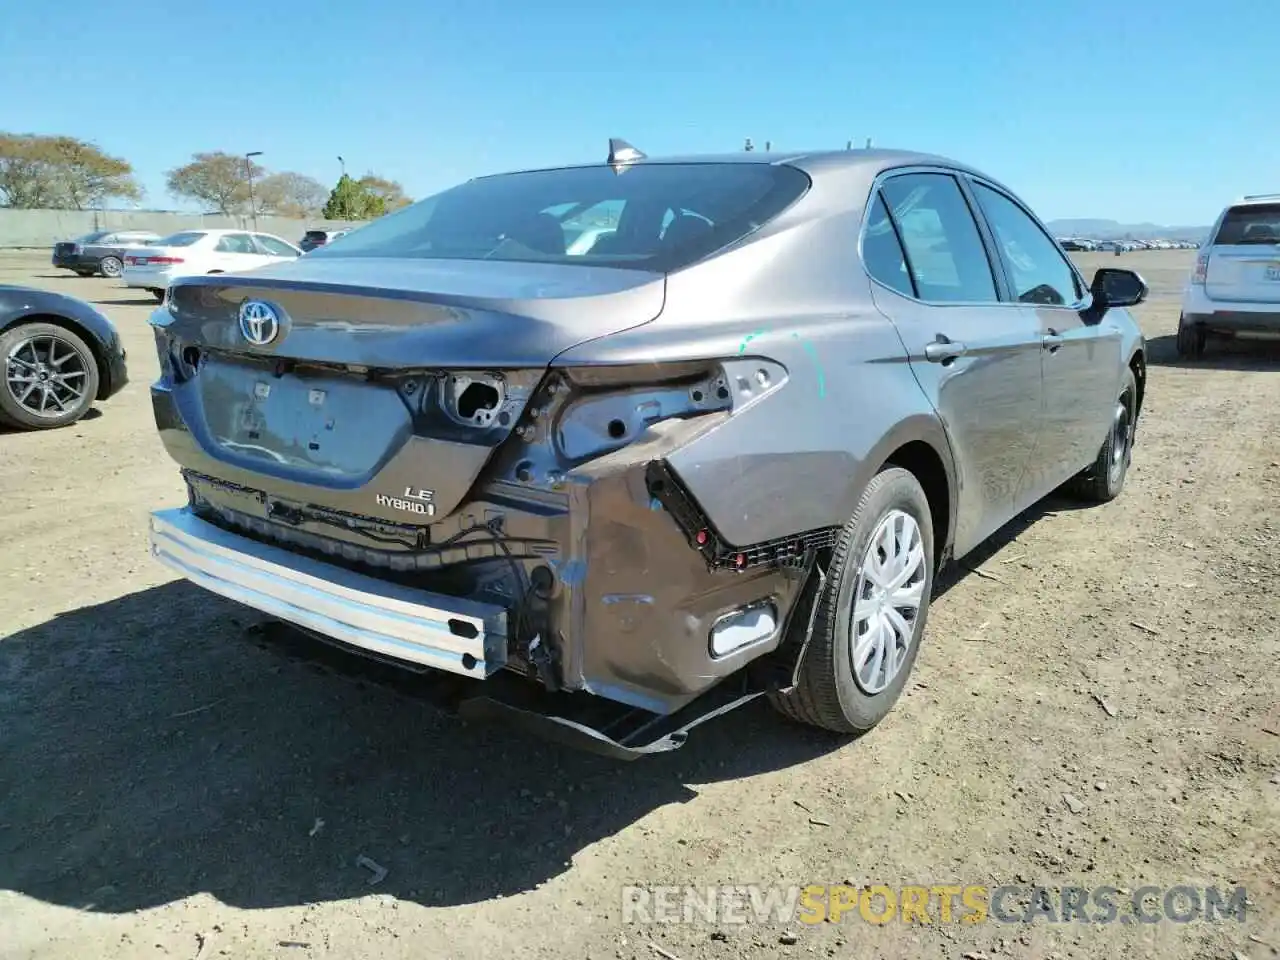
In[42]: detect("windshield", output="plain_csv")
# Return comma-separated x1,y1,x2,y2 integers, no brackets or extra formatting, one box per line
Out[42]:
309,162,810,272
155,231,207,247
1214,204,1280,245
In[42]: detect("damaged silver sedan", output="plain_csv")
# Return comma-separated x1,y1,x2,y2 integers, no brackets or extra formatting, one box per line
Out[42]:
146,141,1148,758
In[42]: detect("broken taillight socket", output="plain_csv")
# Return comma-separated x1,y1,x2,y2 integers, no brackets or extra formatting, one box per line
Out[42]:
695,530,709,545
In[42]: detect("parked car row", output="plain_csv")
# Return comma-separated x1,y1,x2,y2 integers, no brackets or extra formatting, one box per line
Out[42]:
50,226,355,282
1057,236,1200,252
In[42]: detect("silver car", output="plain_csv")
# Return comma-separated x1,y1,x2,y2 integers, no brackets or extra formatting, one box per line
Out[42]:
145,141,1148,758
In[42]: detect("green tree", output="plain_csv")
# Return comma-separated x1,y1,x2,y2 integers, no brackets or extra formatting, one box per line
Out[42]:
322,174,384,219
256,171,328,218
165,151,264,215
0,132,141,209
356,173,411,212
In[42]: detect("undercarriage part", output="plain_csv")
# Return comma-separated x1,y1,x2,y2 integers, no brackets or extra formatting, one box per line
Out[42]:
645,460,839,571
250,618,767,760
455,672,767,760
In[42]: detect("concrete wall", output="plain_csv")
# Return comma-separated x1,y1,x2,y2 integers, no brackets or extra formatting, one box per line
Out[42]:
0,209,363,248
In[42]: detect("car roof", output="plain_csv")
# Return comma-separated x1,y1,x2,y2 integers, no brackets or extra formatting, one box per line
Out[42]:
1228,193,1280,207
476,146,994,184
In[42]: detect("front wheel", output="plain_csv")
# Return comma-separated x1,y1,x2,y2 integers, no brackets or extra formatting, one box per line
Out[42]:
149,288,165,302
1067,367,1137,503
768,467,935,734
0,322,101,430
99,256,123,278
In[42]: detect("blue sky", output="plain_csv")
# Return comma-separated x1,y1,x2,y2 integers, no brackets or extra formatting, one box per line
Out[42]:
2,0,1275,225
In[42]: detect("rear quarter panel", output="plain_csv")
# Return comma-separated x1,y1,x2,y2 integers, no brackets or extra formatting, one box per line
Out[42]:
553,180,955,550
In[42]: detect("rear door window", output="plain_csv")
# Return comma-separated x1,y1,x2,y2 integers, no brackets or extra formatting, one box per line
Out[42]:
861,192,915,297
216,233,257,254
879,173,998,303
1213,204,1280,245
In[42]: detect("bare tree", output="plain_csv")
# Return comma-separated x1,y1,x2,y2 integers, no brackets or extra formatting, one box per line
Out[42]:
166,151,265,215
0,132,141,209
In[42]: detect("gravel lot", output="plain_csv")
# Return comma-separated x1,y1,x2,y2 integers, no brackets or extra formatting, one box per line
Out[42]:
0,249,1277,960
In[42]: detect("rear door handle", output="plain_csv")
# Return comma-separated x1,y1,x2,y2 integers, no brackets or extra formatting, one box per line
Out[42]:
924,339,967,363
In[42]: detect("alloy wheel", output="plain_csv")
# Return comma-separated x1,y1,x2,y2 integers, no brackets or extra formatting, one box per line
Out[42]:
4,333,91,420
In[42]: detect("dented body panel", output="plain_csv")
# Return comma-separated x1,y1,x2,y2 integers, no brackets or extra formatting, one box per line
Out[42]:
144,147,1144,746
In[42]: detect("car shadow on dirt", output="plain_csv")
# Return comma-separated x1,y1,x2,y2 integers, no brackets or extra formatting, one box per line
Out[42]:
0,580,848,916
94,296,161,308
1146,333,1280,369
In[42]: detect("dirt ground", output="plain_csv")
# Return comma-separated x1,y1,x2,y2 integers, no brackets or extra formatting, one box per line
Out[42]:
0,248,1276,960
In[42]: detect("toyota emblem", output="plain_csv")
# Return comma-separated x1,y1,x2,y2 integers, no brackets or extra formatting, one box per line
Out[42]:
239,300,280,346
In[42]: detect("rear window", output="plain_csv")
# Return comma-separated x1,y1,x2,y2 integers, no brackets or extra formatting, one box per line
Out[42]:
304,231,328,240
155,231,206,247
1213,204,1280,245
76,231,110,243
307,162,811,272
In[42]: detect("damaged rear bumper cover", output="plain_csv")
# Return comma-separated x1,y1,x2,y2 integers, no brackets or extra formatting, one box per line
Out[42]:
149,507,508,678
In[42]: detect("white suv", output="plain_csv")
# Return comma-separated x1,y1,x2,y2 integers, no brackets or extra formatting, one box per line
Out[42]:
1178,194,1280,356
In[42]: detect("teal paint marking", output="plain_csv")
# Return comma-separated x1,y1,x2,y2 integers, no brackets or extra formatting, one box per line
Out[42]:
792,332,827,399
737,329,768,354
735,328,826,399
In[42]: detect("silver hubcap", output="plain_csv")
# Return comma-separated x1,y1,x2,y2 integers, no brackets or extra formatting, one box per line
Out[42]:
102,258,121,277
850,509,927,695
4,335,89,418
1109,398,1132,482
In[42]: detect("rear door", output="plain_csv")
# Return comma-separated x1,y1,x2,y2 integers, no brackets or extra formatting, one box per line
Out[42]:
966,178,1121,491
865,170,1044,558
1204,202,1280,303
213,232,265,271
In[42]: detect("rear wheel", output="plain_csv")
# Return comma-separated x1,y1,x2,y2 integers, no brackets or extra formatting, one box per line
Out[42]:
0,322,100,430
99,256,123,278
1175,314,1206,359
149,288,165,302
768,467,935,734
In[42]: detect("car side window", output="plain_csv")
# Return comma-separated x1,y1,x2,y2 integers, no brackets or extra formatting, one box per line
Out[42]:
216,233,256,254
861,192,914,297
971,182,1081,306
254,235,298,257
880,173,998,303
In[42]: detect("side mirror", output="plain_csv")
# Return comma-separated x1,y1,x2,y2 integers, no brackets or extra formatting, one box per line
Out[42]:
1091,267,1148,308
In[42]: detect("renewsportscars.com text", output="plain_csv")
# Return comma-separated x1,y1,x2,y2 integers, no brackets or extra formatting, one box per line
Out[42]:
621,884,1249,926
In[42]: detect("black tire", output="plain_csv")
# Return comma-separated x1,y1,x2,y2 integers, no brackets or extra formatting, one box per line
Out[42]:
1066,367,1138,503
768,467,935,734
0,321,100,430
149,288,165,302
1175,314,1205,359
99,256,123,278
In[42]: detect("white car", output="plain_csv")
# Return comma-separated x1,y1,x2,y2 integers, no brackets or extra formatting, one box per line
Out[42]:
1178,194,1280,357
122,229,302,301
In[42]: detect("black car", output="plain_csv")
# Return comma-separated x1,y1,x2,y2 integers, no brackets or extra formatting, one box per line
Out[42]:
51,230,163,278
0,285,129,429
298,229,348,252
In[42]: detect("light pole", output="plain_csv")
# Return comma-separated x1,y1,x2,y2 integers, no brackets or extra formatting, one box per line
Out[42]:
338,155,346,178
244,151,263,230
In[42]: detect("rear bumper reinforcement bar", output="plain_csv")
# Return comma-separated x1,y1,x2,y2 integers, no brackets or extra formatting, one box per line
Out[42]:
149,507,507,678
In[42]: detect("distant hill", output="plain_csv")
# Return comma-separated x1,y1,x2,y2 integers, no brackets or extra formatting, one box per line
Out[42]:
1046,218,1211,242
